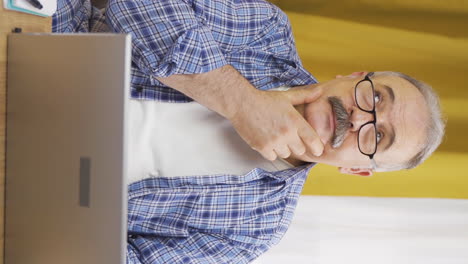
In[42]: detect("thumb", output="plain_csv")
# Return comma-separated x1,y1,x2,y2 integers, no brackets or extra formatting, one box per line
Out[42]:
284,86,323,106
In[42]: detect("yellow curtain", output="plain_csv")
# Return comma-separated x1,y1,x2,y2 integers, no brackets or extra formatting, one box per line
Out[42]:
270,0,468,198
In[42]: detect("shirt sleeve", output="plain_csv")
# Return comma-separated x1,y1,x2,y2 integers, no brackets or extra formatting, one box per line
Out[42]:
127,233,264,264
106,0,228,78
125,165,313,264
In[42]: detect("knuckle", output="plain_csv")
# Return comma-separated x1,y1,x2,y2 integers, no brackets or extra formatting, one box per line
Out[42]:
279,125,289,135
258,144,270,153
269,134,280,143
251,140,266,150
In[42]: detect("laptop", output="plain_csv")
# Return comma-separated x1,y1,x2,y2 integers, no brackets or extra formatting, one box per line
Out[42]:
5,33,131,264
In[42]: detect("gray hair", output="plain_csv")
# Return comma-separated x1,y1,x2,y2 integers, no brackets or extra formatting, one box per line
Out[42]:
372,71,446,172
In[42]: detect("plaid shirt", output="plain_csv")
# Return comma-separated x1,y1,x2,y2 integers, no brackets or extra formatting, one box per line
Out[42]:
53,1,317,263
53,0,318,102
126,165,314,264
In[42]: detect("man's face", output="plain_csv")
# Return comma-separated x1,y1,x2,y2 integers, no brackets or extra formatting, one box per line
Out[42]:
295,72,430,175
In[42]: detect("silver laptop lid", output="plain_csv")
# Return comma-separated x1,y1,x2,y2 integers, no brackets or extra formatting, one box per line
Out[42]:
5,33,131,264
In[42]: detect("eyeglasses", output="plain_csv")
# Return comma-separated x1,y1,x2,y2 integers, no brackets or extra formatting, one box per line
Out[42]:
354,72,379,170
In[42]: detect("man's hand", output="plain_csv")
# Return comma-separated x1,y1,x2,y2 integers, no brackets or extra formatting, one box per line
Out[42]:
229,87,324,161
156,65,324,161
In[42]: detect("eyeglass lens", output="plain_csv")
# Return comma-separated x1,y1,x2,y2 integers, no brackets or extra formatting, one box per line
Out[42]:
356,80,377,155
358,124,377,154
356,80,375,111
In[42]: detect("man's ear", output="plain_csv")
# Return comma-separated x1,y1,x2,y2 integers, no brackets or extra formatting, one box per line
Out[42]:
338,167,373,177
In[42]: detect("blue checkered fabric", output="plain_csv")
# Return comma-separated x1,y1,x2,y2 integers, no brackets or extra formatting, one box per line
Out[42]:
126,165,313,264
52,0,108,33
53,0,318,102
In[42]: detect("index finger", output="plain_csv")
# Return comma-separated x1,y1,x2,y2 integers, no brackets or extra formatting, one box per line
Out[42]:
285,86,323,106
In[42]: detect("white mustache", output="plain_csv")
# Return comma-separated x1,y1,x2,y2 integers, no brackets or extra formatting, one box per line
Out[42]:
328,96,350,148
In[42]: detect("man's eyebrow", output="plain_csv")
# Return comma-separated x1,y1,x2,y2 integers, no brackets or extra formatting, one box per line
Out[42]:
382,125,395,152
383,84,395,103
381,84,396,152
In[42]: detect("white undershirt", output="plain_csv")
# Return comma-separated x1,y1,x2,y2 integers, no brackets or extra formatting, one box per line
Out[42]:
127,98,293,185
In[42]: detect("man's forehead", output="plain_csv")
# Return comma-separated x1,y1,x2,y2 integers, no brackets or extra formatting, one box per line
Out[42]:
373,75,429,162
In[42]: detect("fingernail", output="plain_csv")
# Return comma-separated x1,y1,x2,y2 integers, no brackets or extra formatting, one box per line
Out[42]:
314,146,324,156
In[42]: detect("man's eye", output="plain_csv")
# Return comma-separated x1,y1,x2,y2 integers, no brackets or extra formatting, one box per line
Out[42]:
374,92,382,104
376,131,384,143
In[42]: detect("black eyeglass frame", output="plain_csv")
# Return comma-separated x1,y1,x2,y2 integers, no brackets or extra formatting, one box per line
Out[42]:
354,72,379,169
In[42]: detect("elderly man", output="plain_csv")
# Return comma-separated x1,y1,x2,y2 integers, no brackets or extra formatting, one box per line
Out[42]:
126,71,444,264
53,0,444,263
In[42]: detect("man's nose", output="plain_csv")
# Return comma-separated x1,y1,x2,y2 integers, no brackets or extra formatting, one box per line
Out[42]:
349,106,375,131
